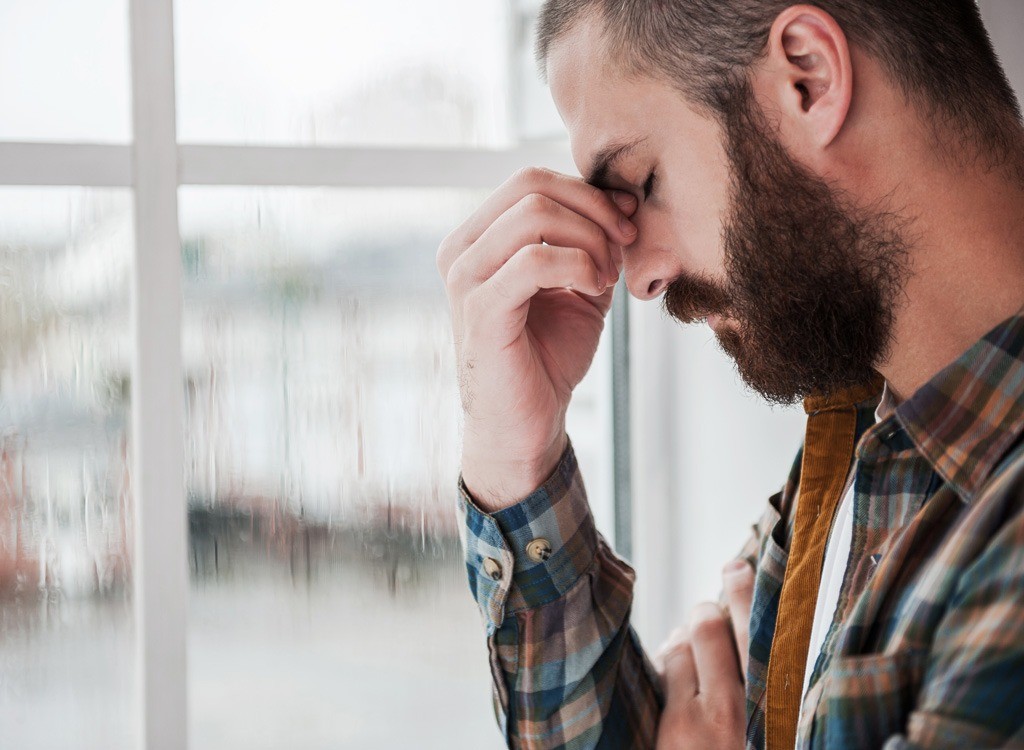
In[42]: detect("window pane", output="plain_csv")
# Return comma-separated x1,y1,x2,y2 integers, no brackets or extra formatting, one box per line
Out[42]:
175,0,512,146
0,2,131,142
0,188,136,748
180,186,612,748
511,2,566,141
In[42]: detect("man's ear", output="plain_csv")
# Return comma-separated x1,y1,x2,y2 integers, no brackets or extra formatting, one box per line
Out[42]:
759,4,853,150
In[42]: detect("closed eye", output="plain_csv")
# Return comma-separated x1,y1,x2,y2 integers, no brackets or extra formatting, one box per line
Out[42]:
641,171,656,202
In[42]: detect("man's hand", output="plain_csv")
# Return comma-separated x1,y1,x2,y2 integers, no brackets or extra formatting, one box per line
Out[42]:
436,167,639,511
653,559,756,749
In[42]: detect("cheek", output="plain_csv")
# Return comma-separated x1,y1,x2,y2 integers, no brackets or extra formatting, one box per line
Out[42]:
653,113,734,279
665,183,730,279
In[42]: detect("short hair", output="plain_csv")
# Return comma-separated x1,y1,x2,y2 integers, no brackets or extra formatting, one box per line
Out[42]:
536,0,1023,165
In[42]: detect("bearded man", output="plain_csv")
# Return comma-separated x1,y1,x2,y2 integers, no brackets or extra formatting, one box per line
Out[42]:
435,1,1024,748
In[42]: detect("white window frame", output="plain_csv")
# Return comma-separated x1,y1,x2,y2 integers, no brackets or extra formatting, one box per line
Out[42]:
0,1,671,746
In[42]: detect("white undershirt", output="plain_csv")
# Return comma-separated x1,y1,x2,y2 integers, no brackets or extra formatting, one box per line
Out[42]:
794,384,893,743
796,476,855,724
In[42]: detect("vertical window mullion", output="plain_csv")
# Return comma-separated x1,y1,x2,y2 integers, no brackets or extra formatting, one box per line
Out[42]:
128,0,188,747
611,282,633,559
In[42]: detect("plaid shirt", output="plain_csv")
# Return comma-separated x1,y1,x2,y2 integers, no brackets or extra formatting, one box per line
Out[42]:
456,306,1024,749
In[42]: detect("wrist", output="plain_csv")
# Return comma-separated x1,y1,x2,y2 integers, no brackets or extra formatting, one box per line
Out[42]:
461,432,568,513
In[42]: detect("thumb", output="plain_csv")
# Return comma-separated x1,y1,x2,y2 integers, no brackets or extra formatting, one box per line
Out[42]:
609,190,638,218
722,559,755,679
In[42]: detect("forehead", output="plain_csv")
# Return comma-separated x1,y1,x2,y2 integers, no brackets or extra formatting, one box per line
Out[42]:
545,17,711,176
546,19,642,166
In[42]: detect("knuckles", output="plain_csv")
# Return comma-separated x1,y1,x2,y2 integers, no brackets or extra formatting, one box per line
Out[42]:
689,603,729,643
721,562,755,598
445,257,470,296
510,165,609,212
517,191,558,220
437,231,475,291
510,165,556,191
519,243,546,267
573,246,596,276
438,167,614,298
436,227,466,277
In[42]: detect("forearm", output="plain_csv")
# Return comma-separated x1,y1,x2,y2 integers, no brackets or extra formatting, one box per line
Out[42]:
457,439,663,748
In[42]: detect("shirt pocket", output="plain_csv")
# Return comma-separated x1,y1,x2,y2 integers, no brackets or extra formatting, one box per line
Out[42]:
815,649,927,749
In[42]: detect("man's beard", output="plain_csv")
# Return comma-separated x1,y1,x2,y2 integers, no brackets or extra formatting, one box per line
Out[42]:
662,86,911,405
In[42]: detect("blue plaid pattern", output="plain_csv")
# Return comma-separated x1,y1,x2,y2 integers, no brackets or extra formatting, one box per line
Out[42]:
457,306,1024,749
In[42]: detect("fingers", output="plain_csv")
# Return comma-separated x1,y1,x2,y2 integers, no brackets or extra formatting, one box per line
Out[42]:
609,189,638,218
464,245,605,338
655,616,748,750
455,193,619,289
436,167,638,278
689,602,743,699
722,559,755,678
604,192,636,275
659,628,698,703
653,626,685,678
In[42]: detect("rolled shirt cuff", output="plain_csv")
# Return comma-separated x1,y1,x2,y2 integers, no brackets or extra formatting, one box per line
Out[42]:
456,438,599,631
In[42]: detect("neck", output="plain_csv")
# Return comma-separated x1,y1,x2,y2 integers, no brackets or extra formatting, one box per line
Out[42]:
823,50,1024,403
875,156,1024,402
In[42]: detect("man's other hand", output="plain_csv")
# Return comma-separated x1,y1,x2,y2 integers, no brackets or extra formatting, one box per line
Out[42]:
653,559,755,749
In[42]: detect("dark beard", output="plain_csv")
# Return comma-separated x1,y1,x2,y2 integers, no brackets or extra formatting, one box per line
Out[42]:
662,85,911,405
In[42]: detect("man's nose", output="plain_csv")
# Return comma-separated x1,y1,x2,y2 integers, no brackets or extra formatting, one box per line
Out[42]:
622,250,672,301
629,277,668,300
605,190,676,301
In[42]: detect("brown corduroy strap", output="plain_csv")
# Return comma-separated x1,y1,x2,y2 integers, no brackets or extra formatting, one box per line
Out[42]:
764,375,884,750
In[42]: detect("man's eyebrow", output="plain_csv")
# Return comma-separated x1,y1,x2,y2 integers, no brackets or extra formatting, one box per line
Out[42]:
584,137,648,189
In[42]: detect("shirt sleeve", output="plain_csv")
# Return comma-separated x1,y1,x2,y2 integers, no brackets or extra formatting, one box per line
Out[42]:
455,437,664,749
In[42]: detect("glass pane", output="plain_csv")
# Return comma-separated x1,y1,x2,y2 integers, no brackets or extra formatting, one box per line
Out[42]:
0,188,136,748
180,186,613,748
0,2,131,142
512,1,567,142
174,0,512,146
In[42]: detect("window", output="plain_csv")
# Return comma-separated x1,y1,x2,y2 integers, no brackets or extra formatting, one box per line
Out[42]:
180,186,500,746
174,0,513,147
0,187,136,749
0,2,618,747
0,1,131,142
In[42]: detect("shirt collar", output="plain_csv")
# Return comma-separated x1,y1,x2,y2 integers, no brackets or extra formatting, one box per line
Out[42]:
803,372,886,415
874,381,899,424
892,305,1024,504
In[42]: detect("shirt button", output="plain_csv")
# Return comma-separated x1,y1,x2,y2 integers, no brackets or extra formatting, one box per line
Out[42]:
526,538,553,563
483,557,503,580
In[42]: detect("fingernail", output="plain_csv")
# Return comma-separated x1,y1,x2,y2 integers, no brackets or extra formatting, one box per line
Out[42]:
610,190,637,211
618,215,637,237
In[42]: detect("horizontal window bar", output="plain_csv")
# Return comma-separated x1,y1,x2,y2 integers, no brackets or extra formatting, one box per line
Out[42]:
0,142,574,188
179,143,575,187
0,142,132,186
